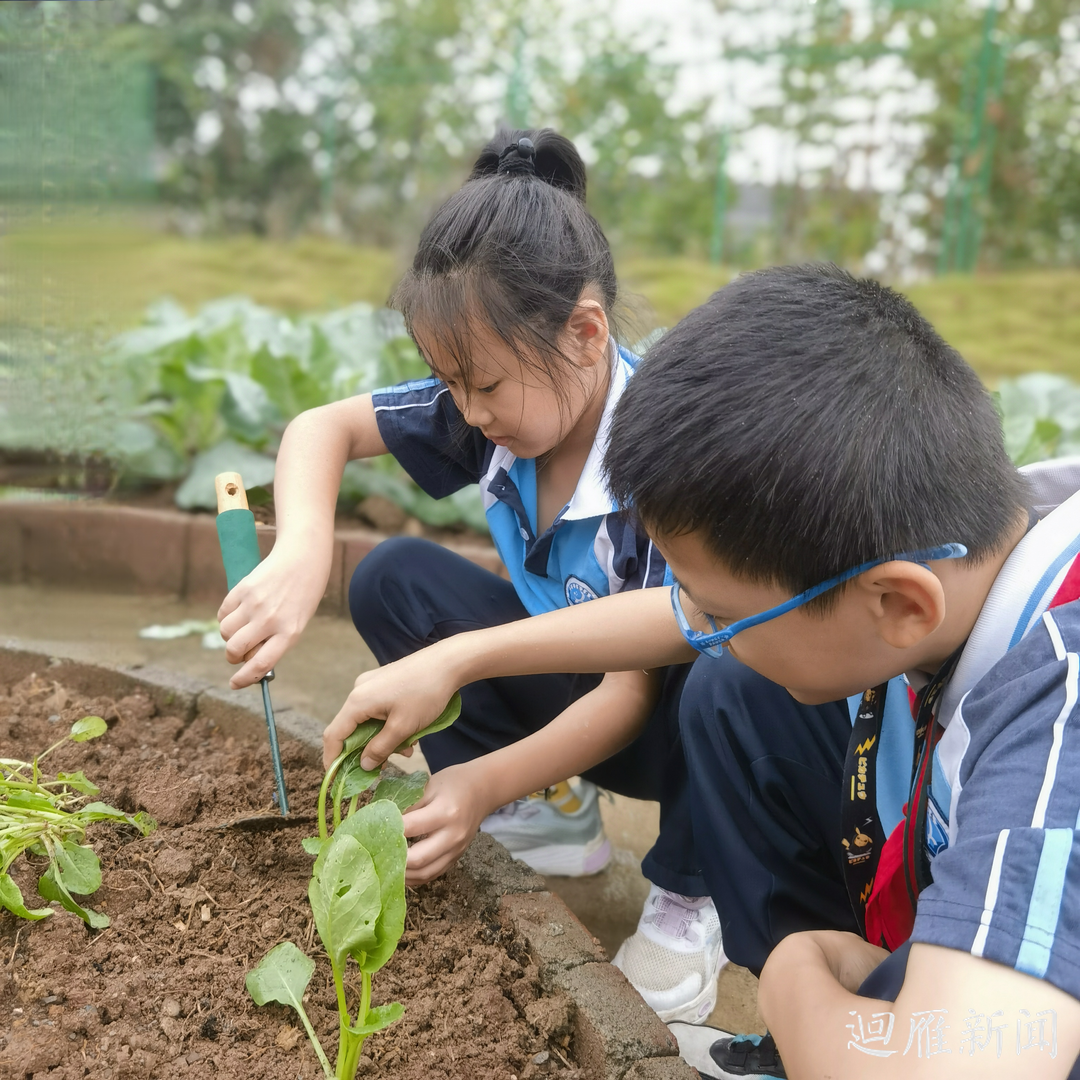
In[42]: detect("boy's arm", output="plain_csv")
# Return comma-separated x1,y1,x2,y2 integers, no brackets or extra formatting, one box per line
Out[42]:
759,933,1080,1078
323,586,697,769
401,668,659,885
218,396,388,688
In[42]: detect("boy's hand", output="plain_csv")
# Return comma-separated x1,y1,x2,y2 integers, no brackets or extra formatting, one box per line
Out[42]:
401,764,492,886
322,644,462,770
217,544,331,688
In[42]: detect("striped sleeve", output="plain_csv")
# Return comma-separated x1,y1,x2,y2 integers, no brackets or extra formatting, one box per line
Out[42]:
592,511,668,594
911,601,1080,1000
371,379,492,499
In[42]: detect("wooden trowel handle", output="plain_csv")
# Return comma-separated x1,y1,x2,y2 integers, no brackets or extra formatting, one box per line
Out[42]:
215,471,250,513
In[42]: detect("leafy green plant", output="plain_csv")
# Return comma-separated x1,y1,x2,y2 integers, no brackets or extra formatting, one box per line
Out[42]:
246,694,461,1080
92,297,487,532
0,716,156,927
996,373,1080,467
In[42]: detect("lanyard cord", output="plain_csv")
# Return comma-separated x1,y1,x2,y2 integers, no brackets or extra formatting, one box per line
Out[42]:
841,646,965,944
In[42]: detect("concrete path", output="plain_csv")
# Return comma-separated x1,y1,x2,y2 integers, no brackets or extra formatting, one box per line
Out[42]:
0,582,763,1035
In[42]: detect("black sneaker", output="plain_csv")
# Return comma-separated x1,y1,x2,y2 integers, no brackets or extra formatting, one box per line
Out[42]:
668,1023,788,1079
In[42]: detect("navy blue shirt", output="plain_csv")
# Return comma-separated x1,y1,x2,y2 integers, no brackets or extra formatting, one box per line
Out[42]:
371,345,666,615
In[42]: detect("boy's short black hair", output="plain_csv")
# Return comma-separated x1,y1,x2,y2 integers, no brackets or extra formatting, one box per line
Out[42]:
604,263,1029,601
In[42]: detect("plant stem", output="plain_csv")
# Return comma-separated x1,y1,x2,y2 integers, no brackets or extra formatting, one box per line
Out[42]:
293,1001,334,1078
330,955,355,1080
36,737,71,766
317,749,349,841
358,970,371,1027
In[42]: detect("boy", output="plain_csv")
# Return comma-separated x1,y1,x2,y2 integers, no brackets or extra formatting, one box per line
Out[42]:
327,264,1080,1078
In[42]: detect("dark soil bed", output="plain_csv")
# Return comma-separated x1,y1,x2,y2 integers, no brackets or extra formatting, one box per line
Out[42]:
0,673,580,1080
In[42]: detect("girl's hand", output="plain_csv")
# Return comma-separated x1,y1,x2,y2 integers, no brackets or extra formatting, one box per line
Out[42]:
401,764,492,886
217,543,331,688
322,644,462,770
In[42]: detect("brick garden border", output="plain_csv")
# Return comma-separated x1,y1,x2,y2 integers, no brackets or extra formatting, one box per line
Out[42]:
0,500,507,615
0,642,699,1080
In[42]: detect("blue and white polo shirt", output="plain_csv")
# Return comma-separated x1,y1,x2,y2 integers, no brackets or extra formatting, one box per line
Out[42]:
370,344,665,616
859,458,1080,1004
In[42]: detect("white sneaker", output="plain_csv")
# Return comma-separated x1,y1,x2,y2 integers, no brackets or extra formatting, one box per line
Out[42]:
479,779,611,877
612,884,727,1024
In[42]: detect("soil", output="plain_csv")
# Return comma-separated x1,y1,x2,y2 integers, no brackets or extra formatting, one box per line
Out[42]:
0,674,580,1080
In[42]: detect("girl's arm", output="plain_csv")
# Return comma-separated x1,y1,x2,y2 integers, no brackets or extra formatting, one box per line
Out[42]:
323,585,696,770
401,668,660,885
217,396,388,688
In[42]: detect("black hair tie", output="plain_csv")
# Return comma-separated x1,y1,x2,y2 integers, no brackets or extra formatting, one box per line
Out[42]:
497,137,536,177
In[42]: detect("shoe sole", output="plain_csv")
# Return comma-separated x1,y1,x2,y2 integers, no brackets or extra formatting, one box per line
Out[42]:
505,834,611,877
668,1022,742,1080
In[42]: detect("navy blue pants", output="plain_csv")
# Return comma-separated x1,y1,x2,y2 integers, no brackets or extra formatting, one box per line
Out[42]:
679,651,861,975
681,653,932,1005
349,537,702,895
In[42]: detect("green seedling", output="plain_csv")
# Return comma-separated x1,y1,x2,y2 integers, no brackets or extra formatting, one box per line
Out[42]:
246,695,460,1080
0,716,156,927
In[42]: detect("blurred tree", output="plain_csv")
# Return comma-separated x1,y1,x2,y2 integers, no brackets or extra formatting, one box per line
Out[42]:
713,0,1080,273
893,0,1080,270
96,0,714,256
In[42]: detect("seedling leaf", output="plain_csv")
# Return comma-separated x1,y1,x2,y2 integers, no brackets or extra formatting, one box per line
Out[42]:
80,803,156,834
53,840,102,895
247,941,334,1079
69,716,107,742
54,771,99,796
371,771,427,812
308,833,381,970
331,755,380,810
37,867,109,928
301,835,324,856
339,719,383,759
0,872,52,920
333,801,407,974
4,791,57,813
246,940,315,1007
346,1001,404,1037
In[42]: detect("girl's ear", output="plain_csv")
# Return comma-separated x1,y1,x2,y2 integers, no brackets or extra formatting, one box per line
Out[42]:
563,297,610,368
857,562,947,651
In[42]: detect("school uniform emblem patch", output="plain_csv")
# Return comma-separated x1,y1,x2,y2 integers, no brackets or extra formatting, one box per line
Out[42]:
925,794,950,858
565,576,598,605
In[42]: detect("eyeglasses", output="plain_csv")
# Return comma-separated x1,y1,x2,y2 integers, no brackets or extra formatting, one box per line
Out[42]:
670,543,969,658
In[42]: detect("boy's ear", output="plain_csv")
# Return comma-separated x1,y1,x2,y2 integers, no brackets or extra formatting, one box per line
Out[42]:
564,297,610,367
856,562,947,650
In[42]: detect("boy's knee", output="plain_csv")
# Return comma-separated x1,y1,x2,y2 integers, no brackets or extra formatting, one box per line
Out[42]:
348,535,435,637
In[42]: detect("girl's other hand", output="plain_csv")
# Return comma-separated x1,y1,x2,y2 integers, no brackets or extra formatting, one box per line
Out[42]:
402,764,492,886
217,544,331,688
321,647,461,770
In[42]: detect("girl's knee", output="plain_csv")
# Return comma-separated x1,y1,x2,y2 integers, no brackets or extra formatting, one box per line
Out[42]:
348,536,437,636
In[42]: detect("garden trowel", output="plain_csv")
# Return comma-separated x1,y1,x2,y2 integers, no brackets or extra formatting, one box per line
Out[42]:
215,471,290,818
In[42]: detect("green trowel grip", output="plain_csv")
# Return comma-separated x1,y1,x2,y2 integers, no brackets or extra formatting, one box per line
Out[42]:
217,508,263,591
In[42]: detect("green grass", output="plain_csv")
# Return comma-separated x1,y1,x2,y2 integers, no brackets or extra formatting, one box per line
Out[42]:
3,219,1078,383
903,272,1080,383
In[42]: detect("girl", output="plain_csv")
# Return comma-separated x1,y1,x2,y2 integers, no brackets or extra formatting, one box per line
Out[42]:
218,129,724,1025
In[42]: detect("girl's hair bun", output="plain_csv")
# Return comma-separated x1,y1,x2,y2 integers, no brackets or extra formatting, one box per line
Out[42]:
470,127,587,201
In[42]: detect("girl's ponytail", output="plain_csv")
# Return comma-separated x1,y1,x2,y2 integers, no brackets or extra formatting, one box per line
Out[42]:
469,128,587,201
392,126,617,401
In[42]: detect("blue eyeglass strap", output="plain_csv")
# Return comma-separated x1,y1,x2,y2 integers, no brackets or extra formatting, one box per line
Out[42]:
707,542,968,647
